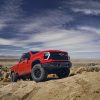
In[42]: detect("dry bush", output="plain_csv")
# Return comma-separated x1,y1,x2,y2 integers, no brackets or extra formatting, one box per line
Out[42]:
71,66,100,75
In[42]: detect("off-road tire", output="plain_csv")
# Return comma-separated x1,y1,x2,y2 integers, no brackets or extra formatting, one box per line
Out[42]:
56,68,70,78
11,72,18,82
31,64,47,82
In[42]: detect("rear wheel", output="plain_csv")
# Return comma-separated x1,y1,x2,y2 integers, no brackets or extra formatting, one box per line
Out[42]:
11,72,18,82
31,64,47,82
56,68,70,78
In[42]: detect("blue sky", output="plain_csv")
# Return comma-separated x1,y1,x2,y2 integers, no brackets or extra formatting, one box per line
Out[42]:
0,0,100,59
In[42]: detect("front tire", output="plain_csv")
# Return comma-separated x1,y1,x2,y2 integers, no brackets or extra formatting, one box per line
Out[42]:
31,64,47,82
11,72,18,82
56,68,70,78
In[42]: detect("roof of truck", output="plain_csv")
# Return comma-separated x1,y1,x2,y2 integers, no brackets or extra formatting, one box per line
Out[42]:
28,50,67,55
40,50,66,52
30,50,66,53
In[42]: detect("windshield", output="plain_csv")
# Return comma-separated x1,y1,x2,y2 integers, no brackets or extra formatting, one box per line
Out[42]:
31,51,39,54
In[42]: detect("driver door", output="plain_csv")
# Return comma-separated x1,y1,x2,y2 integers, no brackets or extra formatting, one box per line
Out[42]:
18,53,30,75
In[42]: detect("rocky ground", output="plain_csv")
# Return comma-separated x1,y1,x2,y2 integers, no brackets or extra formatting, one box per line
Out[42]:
0,66,100,100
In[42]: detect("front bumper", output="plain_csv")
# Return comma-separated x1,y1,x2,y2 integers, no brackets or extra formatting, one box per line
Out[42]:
42,62,72,70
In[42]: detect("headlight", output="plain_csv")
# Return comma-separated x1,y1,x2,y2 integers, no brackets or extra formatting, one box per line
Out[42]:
44,52,50,60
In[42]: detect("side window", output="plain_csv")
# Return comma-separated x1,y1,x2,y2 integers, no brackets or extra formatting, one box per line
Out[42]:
20,53,30,62
25,53,30,60
19,55,25,62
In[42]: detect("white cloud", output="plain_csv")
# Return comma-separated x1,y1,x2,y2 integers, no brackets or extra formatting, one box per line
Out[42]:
0,0,23,30
65,0,100,15
0,38,27,47
0,38,14,45
72,8,100,15
38,29,98,52
0,27,100,56
18,28,100,53
78,26,100,35
19,9,73,33
0,0,23,18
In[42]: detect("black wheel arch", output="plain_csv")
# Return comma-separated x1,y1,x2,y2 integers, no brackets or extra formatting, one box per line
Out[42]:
31,59,41,68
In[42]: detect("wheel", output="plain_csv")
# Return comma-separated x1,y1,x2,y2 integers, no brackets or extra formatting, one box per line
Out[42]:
56,68,70,78
31,64,47,82
11,72,18,82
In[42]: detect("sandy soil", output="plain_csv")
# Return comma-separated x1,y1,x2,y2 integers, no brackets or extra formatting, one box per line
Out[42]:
0,71,100,100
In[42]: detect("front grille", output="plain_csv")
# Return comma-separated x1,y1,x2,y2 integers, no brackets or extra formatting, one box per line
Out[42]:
50,52,68,60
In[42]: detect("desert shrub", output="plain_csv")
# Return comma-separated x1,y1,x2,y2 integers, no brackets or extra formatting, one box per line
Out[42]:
75,66,100,74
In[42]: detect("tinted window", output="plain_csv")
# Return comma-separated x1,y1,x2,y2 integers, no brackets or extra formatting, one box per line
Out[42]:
31,51,39,54
20,53,30,62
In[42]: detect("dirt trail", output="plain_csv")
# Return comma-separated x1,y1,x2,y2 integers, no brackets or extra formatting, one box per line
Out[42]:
0,72,100,100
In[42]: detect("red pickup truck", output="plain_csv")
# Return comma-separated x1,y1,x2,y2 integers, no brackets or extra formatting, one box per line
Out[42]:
10,50,72,82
